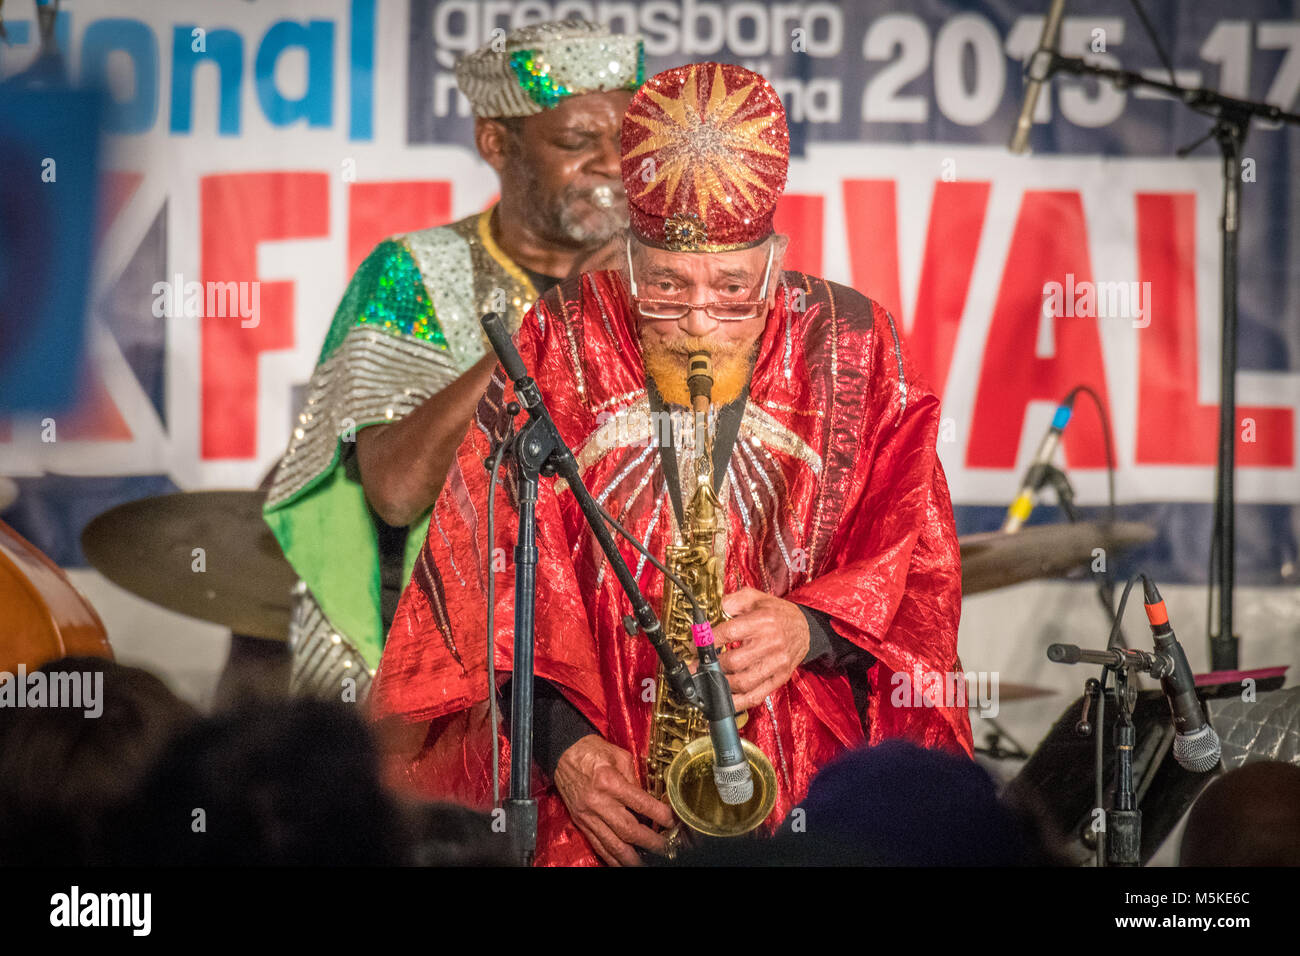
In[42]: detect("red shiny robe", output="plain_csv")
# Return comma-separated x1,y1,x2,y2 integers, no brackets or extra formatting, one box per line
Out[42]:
372,269,974,866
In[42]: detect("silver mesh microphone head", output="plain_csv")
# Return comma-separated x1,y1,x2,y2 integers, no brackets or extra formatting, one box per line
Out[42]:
713,761,754,805
1173,724,1222,773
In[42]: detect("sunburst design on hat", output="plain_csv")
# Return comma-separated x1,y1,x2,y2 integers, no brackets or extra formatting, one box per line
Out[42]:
623,63,785,224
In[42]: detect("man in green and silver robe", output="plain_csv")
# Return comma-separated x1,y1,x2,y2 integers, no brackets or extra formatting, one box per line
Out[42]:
263,20,643,698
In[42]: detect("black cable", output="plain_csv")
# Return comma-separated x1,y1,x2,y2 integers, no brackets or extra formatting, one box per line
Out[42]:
1107,574,1141,651
1127,0,1177,90
1060,384,1130,653
485,430,511,808
1064,384,1117,524
1126,0,1219,121
594,501,704,620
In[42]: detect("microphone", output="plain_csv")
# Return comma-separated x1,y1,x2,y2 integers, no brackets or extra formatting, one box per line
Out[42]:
1002,397,1074,532
691,621,754,805
481,311,531,388
1009,0,1067,154
1142,578,1222,773
1047,642,1163,673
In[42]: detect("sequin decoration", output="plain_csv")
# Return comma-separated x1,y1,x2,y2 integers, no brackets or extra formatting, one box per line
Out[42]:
508,39,644,110
509,50,573,109
404,220,483,369
319,239,448,359
622,62,790,250
457,20,643,118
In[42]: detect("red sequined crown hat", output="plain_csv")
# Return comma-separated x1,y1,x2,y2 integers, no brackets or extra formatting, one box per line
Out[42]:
621,62,789,252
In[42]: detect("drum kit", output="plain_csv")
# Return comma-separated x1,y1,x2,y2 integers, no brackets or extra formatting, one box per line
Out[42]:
3,475,1159,735
1,481,1213,863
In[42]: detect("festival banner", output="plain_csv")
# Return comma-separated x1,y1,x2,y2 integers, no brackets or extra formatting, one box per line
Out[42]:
1,0,1297,593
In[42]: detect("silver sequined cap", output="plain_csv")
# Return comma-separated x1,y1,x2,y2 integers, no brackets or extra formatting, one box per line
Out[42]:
455,19,643,118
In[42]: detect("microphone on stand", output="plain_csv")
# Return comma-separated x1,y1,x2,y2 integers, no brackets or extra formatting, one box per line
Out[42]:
691,620,754,806
1002,396,1075,532
1009,0,1067,154
1142,577,1222,773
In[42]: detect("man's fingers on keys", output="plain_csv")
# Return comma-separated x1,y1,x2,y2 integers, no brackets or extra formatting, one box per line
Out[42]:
584,816,640,867
613,778,675,829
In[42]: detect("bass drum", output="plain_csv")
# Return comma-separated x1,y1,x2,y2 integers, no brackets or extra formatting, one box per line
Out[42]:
0,518,112,673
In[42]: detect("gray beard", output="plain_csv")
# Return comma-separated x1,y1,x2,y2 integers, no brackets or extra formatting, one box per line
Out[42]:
558,194,626,244
506,154,626,245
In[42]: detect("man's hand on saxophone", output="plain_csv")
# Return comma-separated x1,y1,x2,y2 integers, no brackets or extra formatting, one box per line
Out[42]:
553,734,675,866
711,587,812,713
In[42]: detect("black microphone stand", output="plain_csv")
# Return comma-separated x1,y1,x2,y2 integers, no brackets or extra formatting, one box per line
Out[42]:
1108,665,1141,867
1032,52,1300,672
1048,640,1158,866
481,314,705,866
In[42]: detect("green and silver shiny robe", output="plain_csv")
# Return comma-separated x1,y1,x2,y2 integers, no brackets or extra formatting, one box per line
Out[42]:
263,208,538,698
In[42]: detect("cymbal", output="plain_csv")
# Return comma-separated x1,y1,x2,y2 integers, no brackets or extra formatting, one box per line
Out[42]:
971,680,1056,704
960,521,1156,596
81,491,295,640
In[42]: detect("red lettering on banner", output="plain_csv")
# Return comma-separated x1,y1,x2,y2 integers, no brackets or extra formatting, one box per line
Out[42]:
906,181,989,397
772,194,824,276
843,179,902,325
347,181,453,274
1135,193,1292,466
201,172,330,459
967,191,1109,469
61,371,132,441
843,179,988,398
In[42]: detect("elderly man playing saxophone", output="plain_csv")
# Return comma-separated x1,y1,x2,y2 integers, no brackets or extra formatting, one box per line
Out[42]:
371,62,973,866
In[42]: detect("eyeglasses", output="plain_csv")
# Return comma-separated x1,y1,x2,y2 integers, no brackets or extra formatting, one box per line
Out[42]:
625,236,775,322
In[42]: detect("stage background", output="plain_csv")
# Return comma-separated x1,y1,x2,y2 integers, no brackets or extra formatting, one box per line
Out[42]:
2,0,1297,857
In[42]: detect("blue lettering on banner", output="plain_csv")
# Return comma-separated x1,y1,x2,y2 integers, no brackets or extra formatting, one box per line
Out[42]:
254,19,335,128
350,0,375,141
0,5,375,140
81,18,159,134
171,26,244,136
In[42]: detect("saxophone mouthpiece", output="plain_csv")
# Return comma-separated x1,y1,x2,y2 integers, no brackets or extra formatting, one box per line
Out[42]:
687,351,713,414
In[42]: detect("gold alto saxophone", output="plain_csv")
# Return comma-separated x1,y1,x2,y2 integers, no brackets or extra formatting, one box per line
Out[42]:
646,352,777,855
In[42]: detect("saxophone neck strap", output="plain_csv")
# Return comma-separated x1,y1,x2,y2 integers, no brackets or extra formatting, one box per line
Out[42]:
647,380,748,533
